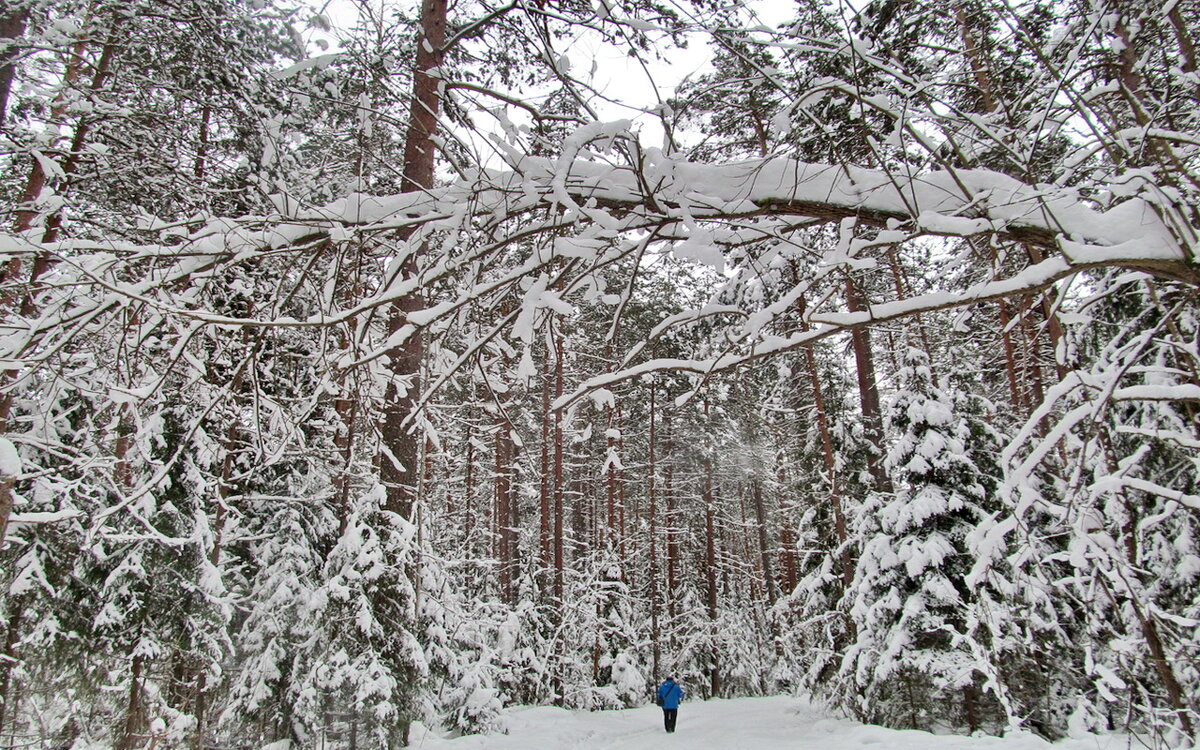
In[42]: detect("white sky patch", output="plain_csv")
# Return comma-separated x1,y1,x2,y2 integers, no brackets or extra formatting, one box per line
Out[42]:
314,0,801,150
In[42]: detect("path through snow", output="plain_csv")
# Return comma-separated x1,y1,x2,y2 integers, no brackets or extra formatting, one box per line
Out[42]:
408,695,1136,750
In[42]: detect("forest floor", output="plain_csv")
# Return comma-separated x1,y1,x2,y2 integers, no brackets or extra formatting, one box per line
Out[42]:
407,695,1139,750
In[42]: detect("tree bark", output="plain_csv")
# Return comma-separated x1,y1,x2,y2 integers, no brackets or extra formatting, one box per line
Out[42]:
493,404,519,605
464,419,475,548
779,524,798,595
844,278,891,492
0,16,121,544
996,297,1025,411
540,341,552,594
1018,295,1046,407
605,399,618,547
1168,5,1197,76
0,598,24,737
0,2,28,126
333,391,359,536
494,413,512,603
115,654,146,750
704,499,720,698
703,399,720,698
551,331,565,707
379,0,447,521
800,314,853,591
553,330,565,604
616,405,627,568
647,381,660,680
9,12,117,239
194,99,212,180
751,480,778,604
664,408,678,624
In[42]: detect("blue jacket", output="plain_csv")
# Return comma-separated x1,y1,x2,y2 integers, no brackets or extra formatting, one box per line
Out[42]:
656,679,683,709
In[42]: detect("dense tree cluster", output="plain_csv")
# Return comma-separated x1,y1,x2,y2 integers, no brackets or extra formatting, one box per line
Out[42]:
0,0,1197,747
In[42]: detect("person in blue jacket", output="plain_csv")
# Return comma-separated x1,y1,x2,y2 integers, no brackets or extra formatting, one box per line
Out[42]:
656,676,683,733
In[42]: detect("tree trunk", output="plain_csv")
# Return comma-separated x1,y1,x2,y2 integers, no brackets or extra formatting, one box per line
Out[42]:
494,409,518,605
884,245,937,375
800,316,853,591
647,381,660,680
212,419,240,567
664,408,678,624
751,480,778,604
115,654,146,750
551,335,565,706
703,399,720,698
775,452,798,595
494,414,511,602
540,342,552,594
0,598,25,736
464,419,475,549
956,0,997,114
507,435,520,604
553,330,565,603
333,392,359,536
333,247,363,536
194,98,212,180
996,297,1025,411
0,16,121,544
606,399,617,547
1168,4,1197,77
112,405,134,488
379,0,447,522
1021,243,1069,380
370,5,445,736
704,500,720,698
616,406,627,569
779,524,798,595
10,12,118,239
0,2,29,126
844,278,891,492
1018,296,1046,407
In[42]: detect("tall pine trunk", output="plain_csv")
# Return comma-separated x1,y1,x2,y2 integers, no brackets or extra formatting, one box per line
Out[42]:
0,1,29,126
0,599,24,738
844,278,890,493
647,381,660,681
800,313,853,591
751,480,777,604
378,0,447,521
371,0,446,742
0,13,121,543
540,340,553,595
703,399,721,698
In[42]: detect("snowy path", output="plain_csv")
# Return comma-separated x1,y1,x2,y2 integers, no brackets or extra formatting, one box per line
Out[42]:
409,695,1132,750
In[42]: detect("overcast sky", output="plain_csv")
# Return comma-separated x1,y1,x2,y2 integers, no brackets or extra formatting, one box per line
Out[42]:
313,0,801,151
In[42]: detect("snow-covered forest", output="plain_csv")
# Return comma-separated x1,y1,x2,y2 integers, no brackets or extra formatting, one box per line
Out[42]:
0,0,1198,747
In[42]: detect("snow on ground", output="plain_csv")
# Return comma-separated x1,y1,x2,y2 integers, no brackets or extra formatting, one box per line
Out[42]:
408,695,1137,750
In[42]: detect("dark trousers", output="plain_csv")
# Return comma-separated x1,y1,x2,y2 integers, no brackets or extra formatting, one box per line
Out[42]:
662,708,678,732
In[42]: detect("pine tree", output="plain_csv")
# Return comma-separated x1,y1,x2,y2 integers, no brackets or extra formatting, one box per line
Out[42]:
842,348,1002,731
